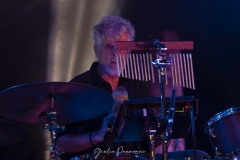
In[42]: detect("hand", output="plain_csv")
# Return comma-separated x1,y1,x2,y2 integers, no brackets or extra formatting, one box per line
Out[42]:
93,113,114,142
111,86,128,119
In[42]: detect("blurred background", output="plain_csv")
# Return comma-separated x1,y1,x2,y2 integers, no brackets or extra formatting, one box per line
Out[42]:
0,0,240,159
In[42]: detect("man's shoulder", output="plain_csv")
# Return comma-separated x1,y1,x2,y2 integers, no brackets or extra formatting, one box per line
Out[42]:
70,71,92,83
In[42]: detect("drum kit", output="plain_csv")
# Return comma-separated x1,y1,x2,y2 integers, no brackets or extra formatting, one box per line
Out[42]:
1,82,240,160
1,41,240,160
0,83,240,160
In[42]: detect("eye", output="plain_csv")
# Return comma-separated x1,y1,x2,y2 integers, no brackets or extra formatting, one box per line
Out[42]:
104,45,113,50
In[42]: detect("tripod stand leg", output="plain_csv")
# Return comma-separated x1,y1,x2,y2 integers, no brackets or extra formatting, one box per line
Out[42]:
149,130,156,160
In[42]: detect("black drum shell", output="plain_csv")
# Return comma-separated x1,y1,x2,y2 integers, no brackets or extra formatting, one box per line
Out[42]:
206,107,240,155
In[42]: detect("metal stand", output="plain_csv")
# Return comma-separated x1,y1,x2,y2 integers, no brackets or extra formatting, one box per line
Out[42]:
189,103,197,160
151,40,175,160
38,95,64,160
149,129,156,160
149,40,168,160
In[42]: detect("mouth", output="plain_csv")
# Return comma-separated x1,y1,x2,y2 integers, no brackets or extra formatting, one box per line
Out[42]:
109,60,117,64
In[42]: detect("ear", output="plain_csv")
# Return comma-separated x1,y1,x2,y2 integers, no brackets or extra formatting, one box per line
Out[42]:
94,44,100,59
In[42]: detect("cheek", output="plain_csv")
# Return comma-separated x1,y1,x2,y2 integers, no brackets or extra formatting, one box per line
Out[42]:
99,52,111,64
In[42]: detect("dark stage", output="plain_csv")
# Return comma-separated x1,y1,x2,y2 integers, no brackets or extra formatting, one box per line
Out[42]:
0,0,240,159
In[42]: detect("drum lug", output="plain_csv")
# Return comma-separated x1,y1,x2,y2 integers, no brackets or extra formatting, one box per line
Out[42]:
209,128,216,137
214,147,224,160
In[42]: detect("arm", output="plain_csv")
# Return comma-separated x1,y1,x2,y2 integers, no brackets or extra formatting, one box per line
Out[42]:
56,113,114,154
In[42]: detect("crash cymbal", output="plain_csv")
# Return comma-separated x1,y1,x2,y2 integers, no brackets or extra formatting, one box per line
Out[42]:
0,119,28,146
0,82,114,123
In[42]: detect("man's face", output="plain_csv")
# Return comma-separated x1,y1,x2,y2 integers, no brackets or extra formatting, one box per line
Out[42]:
96,33,129,76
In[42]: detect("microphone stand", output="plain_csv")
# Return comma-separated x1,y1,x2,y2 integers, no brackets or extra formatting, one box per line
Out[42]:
151,40,175,160
189,102,197,160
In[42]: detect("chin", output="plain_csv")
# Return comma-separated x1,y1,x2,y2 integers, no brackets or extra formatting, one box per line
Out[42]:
106,67,120,77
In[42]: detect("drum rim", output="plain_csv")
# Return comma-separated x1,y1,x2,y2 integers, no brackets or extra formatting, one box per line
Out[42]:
207,107,240,126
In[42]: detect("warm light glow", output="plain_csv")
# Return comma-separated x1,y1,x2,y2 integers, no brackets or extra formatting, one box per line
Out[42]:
47,0,121,82
45,0,121,159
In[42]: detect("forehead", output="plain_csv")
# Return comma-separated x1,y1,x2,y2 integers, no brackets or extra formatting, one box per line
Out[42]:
101,32,129,45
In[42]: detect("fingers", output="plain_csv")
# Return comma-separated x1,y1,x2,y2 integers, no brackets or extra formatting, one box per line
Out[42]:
101,113,114,131
111,86,128,101
113,97,121,110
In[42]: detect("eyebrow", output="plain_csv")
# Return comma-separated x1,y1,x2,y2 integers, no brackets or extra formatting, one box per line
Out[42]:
104,43,113,46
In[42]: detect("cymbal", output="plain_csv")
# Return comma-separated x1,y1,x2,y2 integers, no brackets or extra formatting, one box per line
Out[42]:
0,82,114,123
0,119,28,146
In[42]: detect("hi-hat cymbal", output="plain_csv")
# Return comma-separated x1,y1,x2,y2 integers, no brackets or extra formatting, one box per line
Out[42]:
0,119,28,146
0,82,114,123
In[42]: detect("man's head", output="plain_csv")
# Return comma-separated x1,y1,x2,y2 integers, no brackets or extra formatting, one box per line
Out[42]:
92,16,135,76
92,15,135,47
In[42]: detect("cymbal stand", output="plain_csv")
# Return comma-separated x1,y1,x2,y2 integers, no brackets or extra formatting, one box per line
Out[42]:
148,128,156,160
151,40,173,160
38,94,64,160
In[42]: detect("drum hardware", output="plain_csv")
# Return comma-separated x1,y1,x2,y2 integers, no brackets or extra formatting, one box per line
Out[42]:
225,148,240,160
189,102,197,160
208,128,216,138
213,147,223,160
0,119,28,146
37,94,67,160
148,39,172,160
154,89,176,160
0,82,114,160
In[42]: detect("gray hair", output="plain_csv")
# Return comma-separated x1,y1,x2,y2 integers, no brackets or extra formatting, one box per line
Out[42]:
92,15,135,46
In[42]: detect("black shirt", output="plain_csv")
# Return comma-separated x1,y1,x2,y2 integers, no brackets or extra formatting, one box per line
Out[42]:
70,62,143,97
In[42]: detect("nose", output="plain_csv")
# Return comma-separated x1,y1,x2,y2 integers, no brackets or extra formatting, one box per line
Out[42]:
111,47,117,56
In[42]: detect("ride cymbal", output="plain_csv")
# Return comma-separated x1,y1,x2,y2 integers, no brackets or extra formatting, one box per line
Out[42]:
0,82,114,123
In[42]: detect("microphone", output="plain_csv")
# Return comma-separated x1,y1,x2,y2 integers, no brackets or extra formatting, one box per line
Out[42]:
156,89,176,135
167,89,176,128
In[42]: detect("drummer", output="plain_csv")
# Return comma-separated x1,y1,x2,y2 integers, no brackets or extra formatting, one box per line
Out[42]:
56,15,184,160
56,15,143,160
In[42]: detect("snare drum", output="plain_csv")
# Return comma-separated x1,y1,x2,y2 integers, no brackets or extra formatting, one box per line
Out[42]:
69,152,147,160
205,107,240,158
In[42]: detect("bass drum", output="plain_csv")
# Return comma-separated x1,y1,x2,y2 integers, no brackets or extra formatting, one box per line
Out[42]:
69,152,147,160
205,107,240,159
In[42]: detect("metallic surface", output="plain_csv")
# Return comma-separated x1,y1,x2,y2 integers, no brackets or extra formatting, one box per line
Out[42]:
0,82,114,124
0,119,28,146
